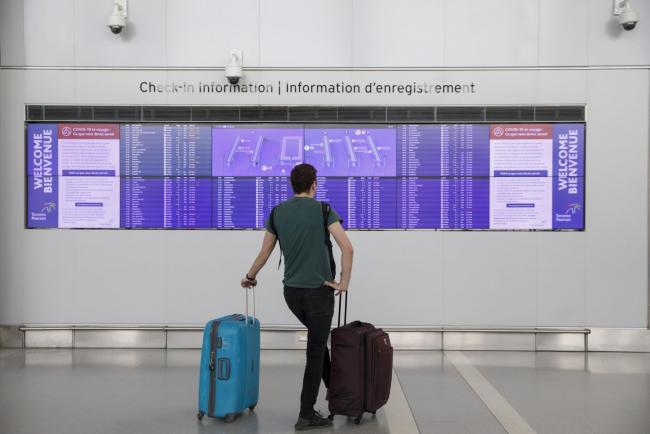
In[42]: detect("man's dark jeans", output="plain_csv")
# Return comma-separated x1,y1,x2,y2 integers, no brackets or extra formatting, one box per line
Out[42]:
284,286,335,419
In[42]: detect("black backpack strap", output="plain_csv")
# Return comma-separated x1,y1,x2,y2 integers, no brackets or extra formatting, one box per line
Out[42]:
269,205,282,269
321,202,336,279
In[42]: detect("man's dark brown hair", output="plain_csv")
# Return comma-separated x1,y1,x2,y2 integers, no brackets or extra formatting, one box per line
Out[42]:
290,163,317,194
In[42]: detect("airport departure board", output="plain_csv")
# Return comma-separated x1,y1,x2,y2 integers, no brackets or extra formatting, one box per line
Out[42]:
26,122,584,230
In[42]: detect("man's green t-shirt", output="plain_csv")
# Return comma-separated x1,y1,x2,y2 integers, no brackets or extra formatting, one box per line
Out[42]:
264,197,341,289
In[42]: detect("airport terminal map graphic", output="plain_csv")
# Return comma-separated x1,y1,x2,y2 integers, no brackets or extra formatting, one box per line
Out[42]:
212,125,397,177
26,122,585,230
212,125,306,177
303,126,397,177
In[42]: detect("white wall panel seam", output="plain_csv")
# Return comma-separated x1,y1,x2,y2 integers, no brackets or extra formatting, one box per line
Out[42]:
641,68,649,329
644,69,650,328
164,0,168,67
441,231,446,325
351,0,354,68
257,0,261,67
72,0,76,66
3,66,650,71
21,71,27,325
71,0,77,105
72,231,79,324
536,0,541,67
442,0,447,67
163,230,169,326
586,0,592,66
535,233,539,326
583,227,587,328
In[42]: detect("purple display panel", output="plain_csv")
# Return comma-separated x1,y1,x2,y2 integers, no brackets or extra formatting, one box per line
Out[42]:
212,125,304,177
27,176,59,228
304,126,397,177
346,177,397,229
552,123,585,229
164,177,212,228
440,177,490,229
397,124,441,177
552,124,584,178
121,125,164,176
120,177,165,228
397,178,441,229
255,177,292,228
317,177,393,229
397,124,489,177
552,176,584,229
213,177,291,228
121,177,211,228
26,124,59,228
213,177,255,228
121,124,212,176
440,124,489,176
163,125,212,176
315,177,350,228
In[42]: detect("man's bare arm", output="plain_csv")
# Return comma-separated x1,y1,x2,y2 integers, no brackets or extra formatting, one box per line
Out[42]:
241,231,277,288
323,221,353,294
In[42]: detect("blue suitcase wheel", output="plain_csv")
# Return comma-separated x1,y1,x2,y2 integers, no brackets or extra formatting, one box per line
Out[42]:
224,413,237,423
197,412,204,421
249,404,257,411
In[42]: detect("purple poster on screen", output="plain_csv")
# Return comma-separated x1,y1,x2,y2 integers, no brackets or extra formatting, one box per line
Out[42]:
552,124,584,229
27,124,58,228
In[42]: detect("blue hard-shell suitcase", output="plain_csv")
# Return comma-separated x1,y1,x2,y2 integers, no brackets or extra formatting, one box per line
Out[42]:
197,288,260,422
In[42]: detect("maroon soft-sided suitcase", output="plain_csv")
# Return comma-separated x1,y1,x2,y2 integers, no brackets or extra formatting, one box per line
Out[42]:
327,292,393,424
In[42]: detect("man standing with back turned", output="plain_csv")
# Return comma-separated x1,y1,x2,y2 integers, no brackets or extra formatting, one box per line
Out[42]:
240,163,354,431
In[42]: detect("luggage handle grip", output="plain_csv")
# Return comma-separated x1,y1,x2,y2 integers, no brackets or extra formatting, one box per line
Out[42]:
337,291,348,328
245,286,256,325
217,358,231,380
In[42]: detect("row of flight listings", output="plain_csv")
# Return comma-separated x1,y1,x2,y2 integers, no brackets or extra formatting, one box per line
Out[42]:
110,123,576,177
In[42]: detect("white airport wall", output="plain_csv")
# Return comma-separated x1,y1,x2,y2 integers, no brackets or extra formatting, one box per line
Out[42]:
0,0,649,67
0,0,649,327
0,67,648,327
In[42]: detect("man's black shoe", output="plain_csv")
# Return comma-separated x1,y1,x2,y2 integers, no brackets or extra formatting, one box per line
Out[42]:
294,410,333,431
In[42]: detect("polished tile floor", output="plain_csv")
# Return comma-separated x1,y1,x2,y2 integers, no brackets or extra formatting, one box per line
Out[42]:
1,349,649,434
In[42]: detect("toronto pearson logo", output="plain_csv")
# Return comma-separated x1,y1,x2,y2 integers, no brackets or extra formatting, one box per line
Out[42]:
493,127,504,137
40,202,56,214
61,126,72,137
566,203,581,215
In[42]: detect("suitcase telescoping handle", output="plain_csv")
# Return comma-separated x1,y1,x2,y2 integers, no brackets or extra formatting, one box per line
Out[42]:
336,291,348,328
244,286,256,325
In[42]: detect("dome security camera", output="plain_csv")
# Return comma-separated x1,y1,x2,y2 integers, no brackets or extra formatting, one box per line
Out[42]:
107,0,128,35
614,0,640,31
225,49,243,85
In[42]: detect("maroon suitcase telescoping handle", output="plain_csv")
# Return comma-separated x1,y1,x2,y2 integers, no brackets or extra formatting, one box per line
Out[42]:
337,291,348,327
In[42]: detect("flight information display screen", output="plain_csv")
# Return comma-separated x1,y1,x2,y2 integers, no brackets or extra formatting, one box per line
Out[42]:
26,122,585,230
